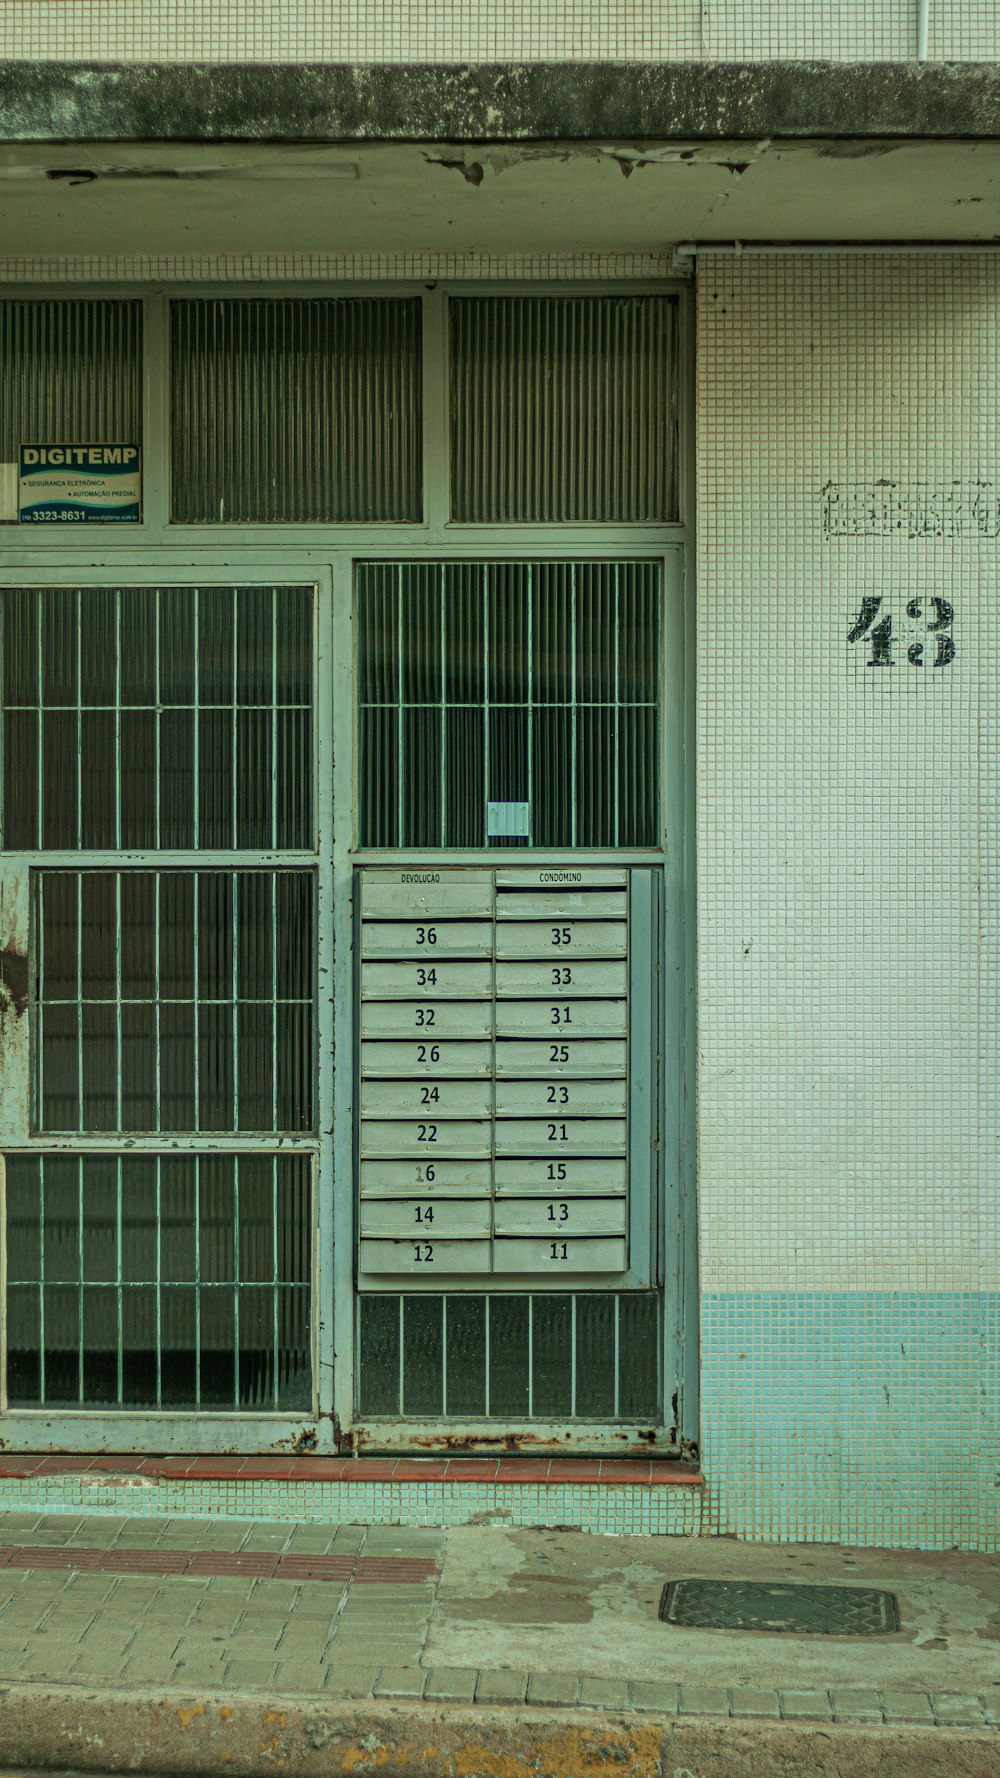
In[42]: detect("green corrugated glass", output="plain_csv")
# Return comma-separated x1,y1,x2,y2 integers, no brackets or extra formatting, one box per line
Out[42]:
450,295,678,522
170,298,422,522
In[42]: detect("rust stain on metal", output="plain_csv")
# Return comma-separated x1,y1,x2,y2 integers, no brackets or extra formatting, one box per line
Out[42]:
0,943,28,1018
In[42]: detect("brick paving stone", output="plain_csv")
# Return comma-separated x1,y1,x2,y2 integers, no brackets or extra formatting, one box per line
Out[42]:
323,1663,379,1698
630,1681,680,1714
172,1658,230,1684
831,1689,884,1723
125,1655,185,1684
578,1677,631,1710
290,1595,343,1620
375,1665,428,1699
277,1627,333,1651
70,1651,131,1680
284,1529,340,1554
225,1658,281,1688
881,1690,937,1724
425,1667,478,1703
780,1689,833,1721
527,1672,579,1707
729,1687,781,1719
679,1685,731,1716
274,1660,333,1695
931,1694,988,1727
476,1669,529,1705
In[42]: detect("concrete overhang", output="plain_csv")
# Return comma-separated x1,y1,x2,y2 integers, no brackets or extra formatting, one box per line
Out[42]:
2,60,1000,144
1,60,1000,257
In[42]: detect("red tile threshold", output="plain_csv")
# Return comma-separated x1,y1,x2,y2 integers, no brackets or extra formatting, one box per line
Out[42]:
0,1545,436,1583
2,1453,701,1487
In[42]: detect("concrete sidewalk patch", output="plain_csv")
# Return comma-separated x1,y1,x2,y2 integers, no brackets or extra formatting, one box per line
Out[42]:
0,1682,995,1778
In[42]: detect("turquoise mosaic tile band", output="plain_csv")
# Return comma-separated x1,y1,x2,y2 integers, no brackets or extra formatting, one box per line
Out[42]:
701,1293,999,1552
0,1477,703,1537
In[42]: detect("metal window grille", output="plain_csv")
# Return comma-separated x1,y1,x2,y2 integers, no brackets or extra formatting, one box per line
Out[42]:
357,560,661,849
0,301,142,525
450,295,679,523
35,868,315,1135
357,1291,660,1420
5,1152,311,1411
170,298,423,523
0,585,313,852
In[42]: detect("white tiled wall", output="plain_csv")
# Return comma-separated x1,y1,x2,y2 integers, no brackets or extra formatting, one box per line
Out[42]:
0,0,992,63
696,253,998,1550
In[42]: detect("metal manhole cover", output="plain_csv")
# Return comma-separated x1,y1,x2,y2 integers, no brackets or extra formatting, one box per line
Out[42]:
659,1579,899,1635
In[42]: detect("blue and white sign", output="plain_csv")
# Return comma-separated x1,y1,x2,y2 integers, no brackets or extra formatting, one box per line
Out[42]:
18,444,141,523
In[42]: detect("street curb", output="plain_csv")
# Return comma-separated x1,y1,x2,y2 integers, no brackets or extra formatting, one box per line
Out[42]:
0,1682,996,1778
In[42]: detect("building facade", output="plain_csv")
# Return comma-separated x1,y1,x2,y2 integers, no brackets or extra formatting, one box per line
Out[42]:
0,2,997,1551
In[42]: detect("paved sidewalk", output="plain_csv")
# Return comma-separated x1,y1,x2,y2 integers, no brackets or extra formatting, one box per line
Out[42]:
0,1510,996,1737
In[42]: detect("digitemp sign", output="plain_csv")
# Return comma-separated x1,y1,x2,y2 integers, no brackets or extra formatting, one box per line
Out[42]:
19,445,141,523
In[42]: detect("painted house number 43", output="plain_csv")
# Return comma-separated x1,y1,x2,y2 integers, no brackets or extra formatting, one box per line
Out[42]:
847,595,955,667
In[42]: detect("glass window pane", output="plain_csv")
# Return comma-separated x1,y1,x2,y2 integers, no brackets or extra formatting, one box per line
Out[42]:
357,562,660,848
0,300,142,526
450,295,678,522
171,298,422,523
0,586,313,852
36,869,315,1134
3,1152,311,1411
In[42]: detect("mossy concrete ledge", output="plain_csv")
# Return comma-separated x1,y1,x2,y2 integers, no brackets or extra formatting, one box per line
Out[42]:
0,1683,995,1778
3,60,1000,145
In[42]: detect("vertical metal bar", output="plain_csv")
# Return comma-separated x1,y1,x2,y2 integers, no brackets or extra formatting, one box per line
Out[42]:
613,563,621,847
232,871,240,1132
36,872,45,1132
395,566,404,843
115,1153,124,1408
192,872,201,1132
0,1156,8,1416
76,1151,84,1404
440,1295,448,1418
570,564,578,847
526,564,534,848
155,1153,162,1410
233,1154,241,1410
75,588,82,850
326,561,353,1442
114,584,122,852
483,1294,491,1418
35,588,43,850
37,1155,46,1405
613,1293,621,1419
397,1294,405,1415
271,872,278,1136
570,1294,578,1418
439,566,447,848
154,871,161,1133
527,1294,534,1419
272,1154,280,1411
192,585,201,849
271,585,279,853
114,871,123,1131
421,287,451,538
0,588,6,850
231,585,239,850
75,871,83,1132
154,587,162,850
482,564,490,845
193,1153,201,1410
141,292,172,534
